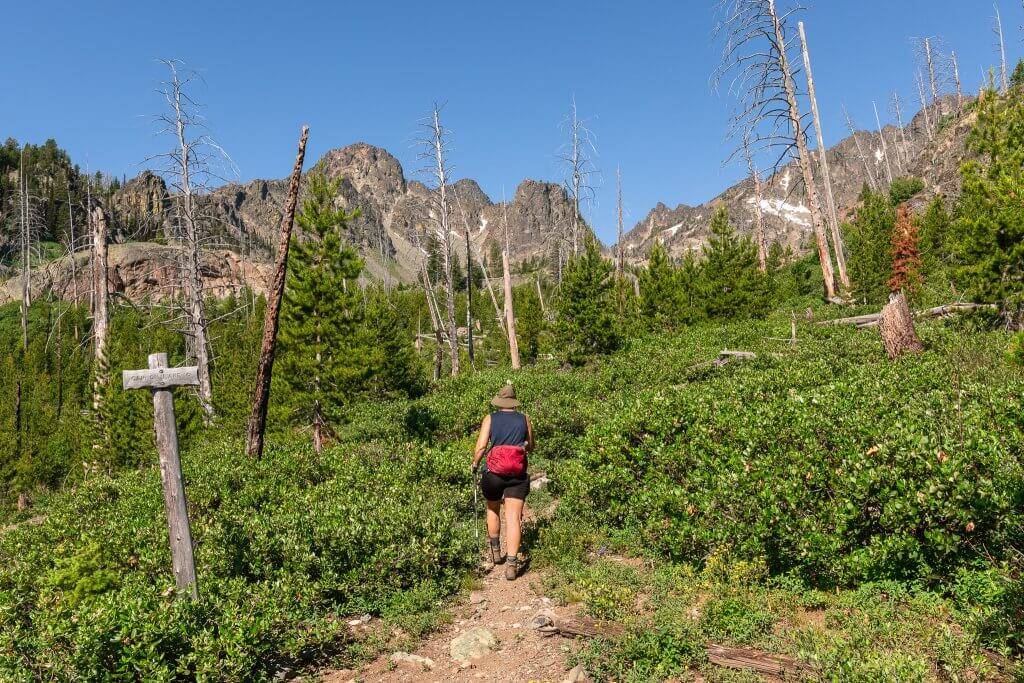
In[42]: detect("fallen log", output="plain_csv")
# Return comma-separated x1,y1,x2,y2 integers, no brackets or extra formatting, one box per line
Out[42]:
529,610,625,639
819,302,997,327
686,349,757,372
707,644,814,680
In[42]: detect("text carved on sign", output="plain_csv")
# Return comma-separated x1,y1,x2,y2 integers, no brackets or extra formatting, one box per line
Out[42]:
123,366,200,391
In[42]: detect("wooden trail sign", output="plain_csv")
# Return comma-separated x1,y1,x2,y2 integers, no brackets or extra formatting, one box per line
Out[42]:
122,353,200,599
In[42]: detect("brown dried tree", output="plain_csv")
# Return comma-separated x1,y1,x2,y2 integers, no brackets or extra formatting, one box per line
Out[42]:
245,126,309,460
889,204,923,295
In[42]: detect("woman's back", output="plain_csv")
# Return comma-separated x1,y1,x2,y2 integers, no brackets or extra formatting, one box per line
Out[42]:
489,410,528,448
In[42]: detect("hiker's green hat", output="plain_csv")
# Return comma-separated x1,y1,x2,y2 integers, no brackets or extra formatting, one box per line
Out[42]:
491,384,520,409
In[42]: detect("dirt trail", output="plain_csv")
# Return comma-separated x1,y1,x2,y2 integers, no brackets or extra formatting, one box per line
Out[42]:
321,503,583,683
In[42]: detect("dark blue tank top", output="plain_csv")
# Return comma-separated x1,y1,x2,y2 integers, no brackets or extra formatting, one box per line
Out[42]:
489,410,528,448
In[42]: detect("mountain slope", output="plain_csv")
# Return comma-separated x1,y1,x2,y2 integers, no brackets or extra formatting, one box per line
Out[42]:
621,97,975,262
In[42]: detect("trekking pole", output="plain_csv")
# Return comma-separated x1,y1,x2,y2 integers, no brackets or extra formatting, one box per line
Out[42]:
472,471,481,542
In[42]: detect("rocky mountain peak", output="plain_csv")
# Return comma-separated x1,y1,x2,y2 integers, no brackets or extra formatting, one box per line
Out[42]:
314,142,407,215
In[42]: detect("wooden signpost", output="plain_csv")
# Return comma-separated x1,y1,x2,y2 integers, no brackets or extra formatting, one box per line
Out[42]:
123,353,200,599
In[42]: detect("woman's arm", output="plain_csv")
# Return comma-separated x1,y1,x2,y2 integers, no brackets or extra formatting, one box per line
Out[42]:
524,415,535,453
472,414,491,472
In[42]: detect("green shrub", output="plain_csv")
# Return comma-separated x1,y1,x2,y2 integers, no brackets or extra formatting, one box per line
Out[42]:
0,437,477,679
554,322,1024,587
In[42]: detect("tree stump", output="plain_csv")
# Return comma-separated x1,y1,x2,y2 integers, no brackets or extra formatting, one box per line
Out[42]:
879,292,924,359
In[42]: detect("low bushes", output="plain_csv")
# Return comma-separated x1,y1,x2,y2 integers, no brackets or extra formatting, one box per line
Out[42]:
0,438,476,679
554,324,1024,587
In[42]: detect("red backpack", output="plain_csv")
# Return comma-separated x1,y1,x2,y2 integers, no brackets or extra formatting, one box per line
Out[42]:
487,444,527,477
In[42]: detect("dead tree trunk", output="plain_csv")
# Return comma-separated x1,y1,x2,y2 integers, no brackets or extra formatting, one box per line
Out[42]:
799,22,848,290
995,6,1009,93
66,183,80,307
916,70,934,140
465,225,475,369
873,101,894,185
536,274,546,316
90,203,110,450
19,150,30,354
502,205,521,370
502,251,521,370
952,51,963,111
478,250,506,337
924,38,940,109
427,107,460,376
891,91,912,169
170,81,215,424
879,292,924,359
421,264,445,381
843,105,880,191
245,126,309,460
615,166,624,278
770,0,836,299
455,189,506,337
742,136,768,273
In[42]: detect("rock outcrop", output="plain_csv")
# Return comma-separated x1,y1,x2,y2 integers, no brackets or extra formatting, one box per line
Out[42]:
0,242,271,306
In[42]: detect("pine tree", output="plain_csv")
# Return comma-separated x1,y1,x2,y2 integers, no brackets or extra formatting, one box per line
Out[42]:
357,291,428,399
954,78,1024,313
676,250,706,324
847,188,896,304
638,242,682,329
702,207,770,319
555,242,621,365
513,285,544,363
918,195,952,277
278,173,364,453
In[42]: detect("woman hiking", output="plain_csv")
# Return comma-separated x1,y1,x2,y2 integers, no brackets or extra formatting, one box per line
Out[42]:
471,384,534,581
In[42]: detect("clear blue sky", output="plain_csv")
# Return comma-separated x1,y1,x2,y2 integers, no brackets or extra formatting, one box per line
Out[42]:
2,1,1020,242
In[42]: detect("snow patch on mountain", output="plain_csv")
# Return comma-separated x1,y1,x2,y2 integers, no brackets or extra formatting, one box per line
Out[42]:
749,196,811,227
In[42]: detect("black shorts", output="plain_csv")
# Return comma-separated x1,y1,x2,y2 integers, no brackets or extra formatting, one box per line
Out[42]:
481,469,529,501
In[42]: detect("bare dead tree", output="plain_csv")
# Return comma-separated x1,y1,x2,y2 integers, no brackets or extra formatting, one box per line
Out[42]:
65,180,80,307
995,4,1010,93
464,215,474,369
19,149,32,353
799,21,848,289
245,126,309,460
742,133,768,272
951,50,963,111
501,199,521,370
615,166,624,277
90,202,111,454
713,0,837,299
873,101,895,185
842,104,880,192
149,60,234,423
423,263,445,381
418,105,460,376
558,98,599,259
890,91,912,169
915,69,935,140
454,191,506,337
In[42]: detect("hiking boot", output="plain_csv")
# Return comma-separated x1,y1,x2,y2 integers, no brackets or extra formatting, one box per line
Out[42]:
489,537,506,565
505,555,520,581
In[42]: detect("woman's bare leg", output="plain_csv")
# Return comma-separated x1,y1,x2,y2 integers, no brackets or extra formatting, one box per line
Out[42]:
485,500,502,539
503,497,525,558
